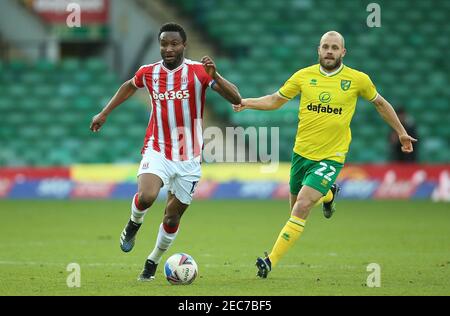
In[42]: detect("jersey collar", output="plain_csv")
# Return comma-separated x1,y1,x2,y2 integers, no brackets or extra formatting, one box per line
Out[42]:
160,58,186,73
319,63,344,77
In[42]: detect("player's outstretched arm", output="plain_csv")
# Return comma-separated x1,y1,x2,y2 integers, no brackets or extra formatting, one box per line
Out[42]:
372,94,418,153
90,79,137,132
233,93,288,112
201,56,241,105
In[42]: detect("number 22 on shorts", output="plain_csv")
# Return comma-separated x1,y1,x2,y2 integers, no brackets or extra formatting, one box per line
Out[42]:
314,162,336,181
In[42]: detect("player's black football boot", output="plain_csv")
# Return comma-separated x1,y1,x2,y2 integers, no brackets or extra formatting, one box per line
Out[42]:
138,259,158,281
120,219,141,252
256,252,272,279
323,183,341,219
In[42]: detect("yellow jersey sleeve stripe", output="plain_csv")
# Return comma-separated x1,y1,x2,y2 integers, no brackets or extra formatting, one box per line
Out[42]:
369,93,379,102
277,91,291,100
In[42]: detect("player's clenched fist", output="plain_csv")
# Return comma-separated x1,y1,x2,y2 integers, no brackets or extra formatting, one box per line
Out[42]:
90,113,107,132
201,56,217,78
399,134,418,153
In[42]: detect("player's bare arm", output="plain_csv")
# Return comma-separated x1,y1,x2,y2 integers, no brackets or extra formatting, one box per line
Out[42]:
233,93,288,112
372,94,418,153
201,56,241,105
90,79,137,132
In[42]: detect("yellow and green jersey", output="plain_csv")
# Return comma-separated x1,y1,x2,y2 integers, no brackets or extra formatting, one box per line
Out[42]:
278,63,378,164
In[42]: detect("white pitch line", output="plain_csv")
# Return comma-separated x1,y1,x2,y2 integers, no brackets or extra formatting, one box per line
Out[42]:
0,261,141,267
0,261,360,270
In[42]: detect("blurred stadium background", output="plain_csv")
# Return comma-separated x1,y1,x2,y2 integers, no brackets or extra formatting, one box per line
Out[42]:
0,0,449,296
0,0,448,200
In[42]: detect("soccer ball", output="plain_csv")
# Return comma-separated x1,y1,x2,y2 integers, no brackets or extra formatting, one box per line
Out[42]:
164,253,198,285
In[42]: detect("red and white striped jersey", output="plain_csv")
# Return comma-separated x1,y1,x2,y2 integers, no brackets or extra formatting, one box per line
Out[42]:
133,58,215,161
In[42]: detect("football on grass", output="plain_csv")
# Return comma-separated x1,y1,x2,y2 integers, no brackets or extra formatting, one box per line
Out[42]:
164,253,198,285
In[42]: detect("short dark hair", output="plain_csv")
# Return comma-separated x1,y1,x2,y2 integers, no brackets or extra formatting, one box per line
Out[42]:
158,23,187,43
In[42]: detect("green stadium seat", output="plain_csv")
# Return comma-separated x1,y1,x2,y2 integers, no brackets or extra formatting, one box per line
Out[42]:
46,149,73,166
60,59,81,72
21,71,41,84
0,98,13,112
8,113,28,126
32,84,54,99
45,125,69,139
8,85,27,98
84,58,108,72
58,83,79,97
73,96,93,110
0,126,15,139
417,124,431,138
81,85,104,99
35,60,56,73
19,125,43,140
177,0,196,13
46,97,66,113
7,60,27,72
73,72,93,85
1,0,448,165
97,72,119,86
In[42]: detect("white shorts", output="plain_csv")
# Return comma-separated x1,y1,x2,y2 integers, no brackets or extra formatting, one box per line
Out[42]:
137,148,201,205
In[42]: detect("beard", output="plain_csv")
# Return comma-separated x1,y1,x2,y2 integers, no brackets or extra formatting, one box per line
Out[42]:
319,55,342,71
163,54,183,69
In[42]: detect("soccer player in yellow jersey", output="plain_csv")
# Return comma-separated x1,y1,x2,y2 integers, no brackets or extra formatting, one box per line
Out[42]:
233,31,417,278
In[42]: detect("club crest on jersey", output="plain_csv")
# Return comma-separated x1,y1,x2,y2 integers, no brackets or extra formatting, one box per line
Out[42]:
319,92,332,103
181,76,188,85
341,80,351,91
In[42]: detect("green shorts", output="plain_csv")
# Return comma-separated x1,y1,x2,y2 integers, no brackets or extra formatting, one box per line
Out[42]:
289,152,343,196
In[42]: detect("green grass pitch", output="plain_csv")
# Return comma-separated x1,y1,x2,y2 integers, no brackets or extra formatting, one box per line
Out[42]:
0,199,448,296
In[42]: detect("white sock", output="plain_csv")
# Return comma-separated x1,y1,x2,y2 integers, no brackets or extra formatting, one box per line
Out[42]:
130,193,148,224
148,223,179,264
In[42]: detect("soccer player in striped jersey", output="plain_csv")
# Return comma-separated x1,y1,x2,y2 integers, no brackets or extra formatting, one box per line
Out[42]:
233,31,417,279
90,23,241,281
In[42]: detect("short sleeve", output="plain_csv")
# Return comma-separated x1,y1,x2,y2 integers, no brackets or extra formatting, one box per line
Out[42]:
358,72,378,102
194,64,215,88
278,71,302,100
133,66,147,89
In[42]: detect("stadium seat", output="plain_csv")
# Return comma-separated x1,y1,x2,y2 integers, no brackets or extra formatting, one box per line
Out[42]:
35,59,56,73
166,0,448,163
2,0,448,165
0,59,153,166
